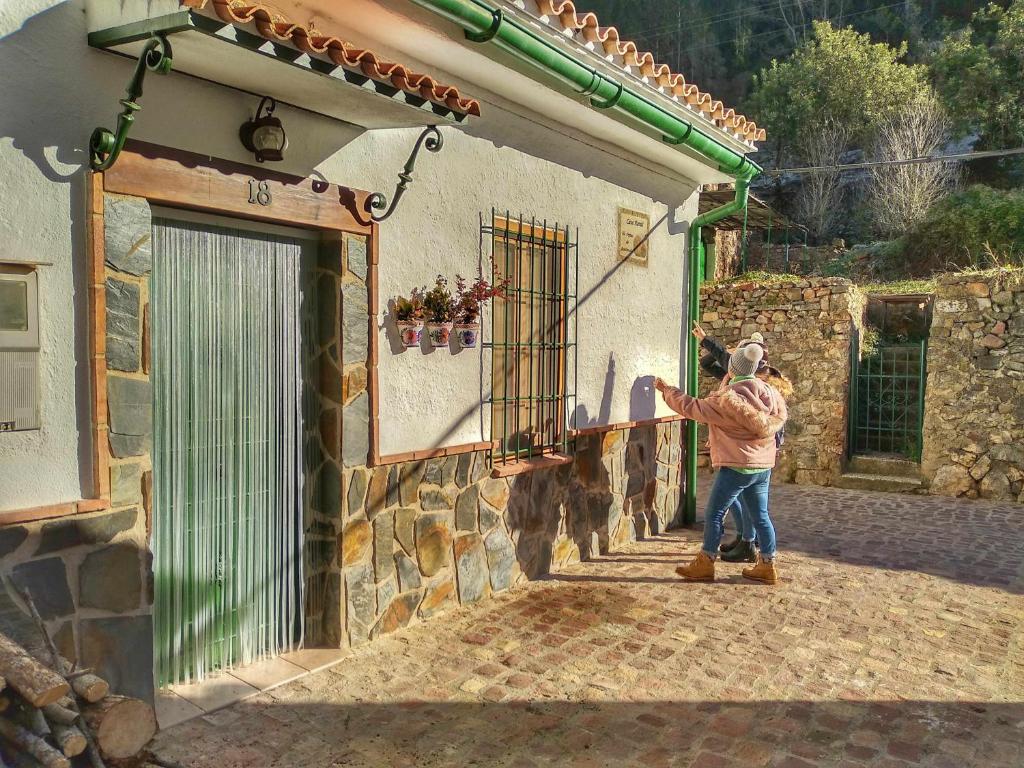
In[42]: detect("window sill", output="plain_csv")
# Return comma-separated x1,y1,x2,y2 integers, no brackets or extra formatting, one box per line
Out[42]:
0,498,110,527
490,453,573,478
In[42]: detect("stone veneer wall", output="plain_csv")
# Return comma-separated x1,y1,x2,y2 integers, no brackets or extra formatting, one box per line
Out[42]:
697,277,862,485
922,272,1024,502
327,420,683,648
0,193,155,701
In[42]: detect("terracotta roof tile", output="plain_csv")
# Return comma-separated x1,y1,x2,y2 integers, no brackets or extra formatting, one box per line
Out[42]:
532,0,765,144
184,1,481,117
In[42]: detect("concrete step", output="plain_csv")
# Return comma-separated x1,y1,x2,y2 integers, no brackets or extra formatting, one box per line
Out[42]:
834,472,923,493
848,454,921,478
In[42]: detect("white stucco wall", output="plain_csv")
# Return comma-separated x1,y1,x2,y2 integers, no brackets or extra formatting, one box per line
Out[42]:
321,127,692,455
0,0,705,509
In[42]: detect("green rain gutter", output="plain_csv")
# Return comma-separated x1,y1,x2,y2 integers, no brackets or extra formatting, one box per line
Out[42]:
409,0,762,523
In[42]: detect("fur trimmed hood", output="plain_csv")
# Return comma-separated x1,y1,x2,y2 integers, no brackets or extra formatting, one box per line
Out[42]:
709,380,787,439
660,377,788,470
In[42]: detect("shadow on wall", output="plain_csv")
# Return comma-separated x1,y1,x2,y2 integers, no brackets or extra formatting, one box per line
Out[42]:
0,531,154,703
503,426,674,580
0,3,95,493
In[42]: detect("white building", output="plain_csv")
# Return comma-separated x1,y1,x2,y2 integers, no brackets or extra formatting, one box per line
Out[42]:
0,0,762,703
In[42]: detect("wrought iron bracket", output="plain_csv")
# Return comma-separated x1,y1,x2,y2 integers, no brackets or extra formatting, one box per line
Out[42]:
89,35,173,171
365,126,444,222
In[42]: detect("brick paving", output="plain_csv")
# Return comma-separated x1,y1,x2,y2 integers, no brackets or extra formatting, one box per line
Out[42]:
152,485,1024,767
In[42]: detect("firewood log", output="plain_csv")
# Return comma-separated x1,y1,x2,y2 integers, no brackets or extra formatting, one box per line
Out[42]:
50,724,87,759
40,702,77,726
69,673,109,704
81,695,156,760
23,707,51,737
0,633,69,708
0,718,70,768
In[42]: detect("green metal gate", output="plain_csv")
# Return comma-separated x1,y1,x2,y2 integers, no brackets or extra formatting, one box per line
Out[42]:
848,333,927,460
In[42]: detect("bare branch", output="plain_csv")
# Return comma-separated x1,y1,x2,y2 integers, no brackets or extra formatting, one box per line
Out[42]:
867,94,961,237
792,117,851,239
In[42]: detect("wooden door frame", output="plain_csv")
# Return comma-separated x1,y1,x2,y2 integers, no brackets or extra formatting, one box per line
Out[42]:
86,139,379,517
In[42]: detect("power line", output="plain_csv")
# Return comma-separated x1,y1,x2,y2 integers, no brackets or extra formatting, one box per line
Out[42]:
639,1,907,51
619,0,794,40
762,146,1024,175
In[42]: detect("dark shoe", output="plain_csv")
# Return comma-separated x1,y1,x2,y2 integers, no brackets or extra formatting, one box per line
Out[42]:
721,539,757,563
719,535,742,553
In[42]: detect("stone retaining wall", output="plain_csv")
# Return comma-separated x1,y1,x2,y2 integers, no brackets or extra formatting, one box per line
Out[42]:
698,277,861,485
922,272,1024,502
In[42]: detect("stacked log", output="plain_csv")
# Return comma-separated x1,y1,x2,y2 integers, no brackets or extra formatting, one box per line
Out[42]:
0,619,156,767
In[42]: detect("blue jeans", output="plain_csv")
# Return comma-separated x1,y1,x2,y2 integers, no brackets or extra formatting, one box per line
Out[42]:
703,468,776,558
728,502,756,542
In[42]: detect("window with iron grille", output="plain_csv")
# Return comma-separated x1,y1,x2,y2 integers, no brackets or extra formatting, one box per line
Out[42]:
482,211,578,465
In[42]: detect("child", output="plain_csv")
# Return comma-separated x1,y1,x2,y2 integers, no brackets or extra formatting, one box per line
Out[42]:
654,343,787,584
694,323,762,561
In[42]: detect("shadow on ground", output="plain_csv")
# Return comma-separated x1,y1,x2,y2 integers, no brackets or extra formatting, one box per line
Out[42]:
152,697,1024,768
689,483,1024,594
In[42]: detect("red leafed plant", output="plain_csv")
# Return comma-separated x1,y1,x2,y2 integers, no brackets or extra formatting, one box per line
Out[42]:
454,268,510,325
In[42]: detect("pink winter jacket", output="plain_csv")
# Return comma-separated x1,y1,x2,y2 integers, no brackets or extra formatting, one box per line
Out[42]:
662,378,788,469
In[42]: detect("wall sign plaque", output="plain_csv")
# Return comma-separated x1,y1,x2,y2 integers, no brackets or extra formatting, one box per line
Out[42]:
617,207,650,266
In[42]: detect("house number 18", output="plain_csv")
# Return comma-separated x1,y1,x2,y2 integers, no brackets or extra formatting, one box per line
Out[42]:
248,179,272,206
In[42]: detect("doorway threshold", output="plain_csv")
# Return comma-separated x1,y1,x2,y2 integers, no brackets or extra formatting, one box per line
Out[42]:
155,648,348,729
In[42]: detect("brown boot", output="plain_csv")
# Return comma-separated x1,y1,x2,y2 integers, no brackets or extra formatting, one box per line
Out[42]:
675,551,715,582
742,555,779,584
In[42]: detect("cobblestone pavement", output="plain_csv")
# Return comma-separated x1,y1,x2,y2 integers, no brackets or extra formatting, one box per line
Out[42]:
152,485,1024,768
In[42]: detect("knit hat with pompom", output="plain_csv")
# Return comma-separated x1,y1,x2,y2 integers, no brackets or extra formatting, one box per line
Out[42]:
729,343,764,377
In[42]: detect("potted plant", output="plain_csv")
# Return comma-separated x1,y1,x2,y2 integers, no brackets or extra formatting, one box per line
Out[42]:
423,275,456,348
453,270,508,348
393,287,426,348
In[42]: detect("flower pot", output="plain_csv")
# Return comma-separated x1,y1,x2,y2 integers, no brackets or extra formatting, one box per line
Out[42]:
426,321,453,348
396,320,424,348
456,322,481,348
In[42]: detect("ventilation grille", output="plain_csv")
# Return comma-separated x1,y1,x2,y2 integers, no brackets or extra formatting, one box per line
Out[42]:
0,350,39,430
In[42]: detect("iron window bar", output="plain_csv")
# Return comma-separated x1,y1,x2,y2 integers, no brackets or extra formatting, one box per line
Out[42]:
481,209,579,466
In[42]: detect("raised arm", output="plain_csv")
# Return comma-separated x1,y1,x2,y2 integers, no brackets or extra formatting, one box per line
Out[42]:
653,378,728,426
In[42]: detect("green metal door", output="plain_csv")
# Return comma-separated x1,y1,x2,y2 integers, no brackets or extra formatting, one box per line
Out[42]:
848,334,927,461
151,216,311,686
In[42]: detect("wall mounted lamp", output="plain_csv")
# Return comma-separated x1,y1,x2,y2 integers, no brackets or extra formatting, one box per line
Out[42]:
239,96,288,162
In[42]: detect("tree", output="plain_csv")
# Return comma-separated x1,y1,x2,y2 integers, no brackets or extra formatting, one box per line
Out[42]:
791,118,852,239
867,94,961,236
748,21,930,160
932,1,1024,151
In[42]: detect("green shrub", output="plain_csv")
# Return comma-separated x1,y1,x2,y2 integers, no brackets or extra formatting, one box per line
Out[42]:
904,185,1024,270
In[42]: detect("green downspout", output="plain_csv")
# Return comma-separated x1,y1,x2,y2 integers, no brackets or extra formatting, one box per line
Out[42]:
684,172,755,522
409,0,762,523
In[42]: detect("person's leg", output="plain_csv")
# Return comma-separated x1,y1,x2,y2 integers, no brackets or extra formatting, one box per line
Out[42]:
701,469,747,558
721,504,745,552
739,496,757,543
739,471,779,583
677,468,747,581
721,494,758,563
